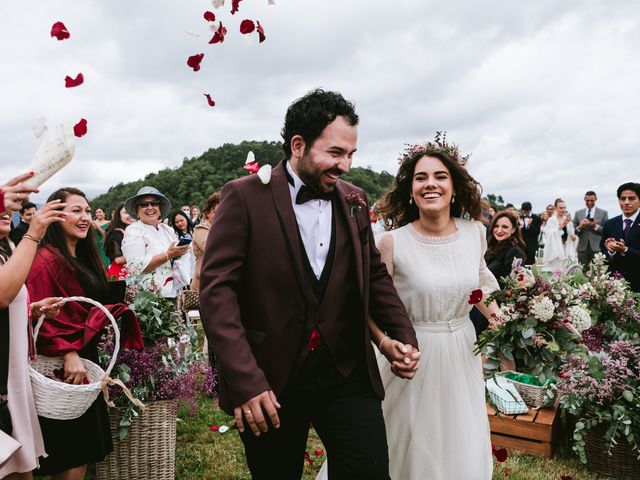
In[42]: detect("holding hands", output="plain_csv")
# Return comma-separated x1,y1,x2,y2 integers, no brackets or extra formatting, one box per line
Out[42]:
379,336,420,379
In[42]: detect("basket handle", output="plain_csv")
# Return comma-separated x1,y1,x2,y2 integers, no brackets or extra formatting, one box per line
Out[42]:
33,295,121,377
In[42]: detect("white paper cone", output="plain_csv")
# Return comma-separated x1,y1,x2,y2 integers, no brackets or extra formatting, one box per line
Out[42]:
26,124,76,188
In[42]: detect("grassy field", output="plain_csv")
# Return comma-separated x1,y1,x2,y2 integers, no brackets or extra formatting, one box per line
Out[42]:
172,396,607,480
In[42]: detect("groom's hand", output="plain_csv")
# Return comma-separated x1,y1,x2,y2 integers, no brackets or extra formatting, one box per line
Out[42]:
381,340,420,379
234,390,282,436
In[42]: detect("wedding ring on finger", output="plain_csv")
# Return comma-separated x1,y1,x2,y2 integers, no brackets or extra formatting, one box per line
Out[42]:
245,410,252,415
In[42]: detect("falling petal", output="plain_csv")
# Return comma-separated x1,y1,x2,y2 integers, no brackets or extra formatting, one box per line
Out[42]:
64,73,84,88
208,23,227,43
50,21,70,41
256,21,266,43
245,151,255,164
73,118,88,138
257,164,271,184
32,118,48,138
231,0,242,15
187,53,205,71
204,11,216,22
239,19,255,34
204,93,216,107
182,29,203,37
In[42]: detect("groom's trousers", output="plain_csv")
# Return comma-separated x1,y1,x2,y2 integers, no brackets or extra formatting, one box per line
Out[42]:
239,348,391,480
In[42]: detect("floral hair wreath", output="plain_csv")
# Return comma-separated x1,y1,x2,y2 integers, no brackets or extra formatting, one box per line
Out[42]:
398,131,471,167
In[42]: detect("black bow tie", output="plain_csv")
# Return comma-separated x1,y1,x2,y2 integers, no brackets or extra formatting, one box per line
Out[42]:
296,185,333,204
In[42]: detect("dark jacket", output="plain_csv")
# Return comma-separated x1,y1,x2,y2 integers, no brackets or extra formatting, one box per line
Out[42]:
485,244,525,287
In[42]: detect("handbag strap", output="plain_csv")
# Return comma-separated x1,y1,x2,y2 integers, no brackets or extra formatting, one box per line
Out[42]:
0,308,9,396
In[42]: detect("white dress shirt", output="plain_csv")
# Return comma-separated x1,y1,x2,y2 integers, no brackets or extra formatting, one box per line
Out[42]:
286,161,332,279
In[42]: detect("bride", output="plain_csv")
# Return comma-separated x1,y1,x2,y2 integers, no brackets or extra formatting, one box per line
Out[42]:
318,136,501,479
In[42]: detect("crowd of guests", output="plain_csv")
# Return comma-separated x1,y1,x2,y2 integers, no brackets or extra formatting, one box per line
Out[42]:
0,173,220,479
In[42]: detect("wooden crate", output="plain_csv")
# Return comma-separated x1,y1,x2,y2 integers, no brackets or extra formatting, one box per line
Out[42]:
487,403,558,458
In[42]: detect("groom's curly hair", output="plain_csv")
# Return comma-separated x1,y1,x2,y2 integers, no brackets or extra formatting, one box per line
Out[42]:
281,88,359,160
377,147,482,230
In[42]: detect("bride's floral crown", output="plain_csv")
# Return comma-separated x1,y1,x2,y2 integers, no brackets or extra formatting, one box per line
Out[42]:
398,131,470,167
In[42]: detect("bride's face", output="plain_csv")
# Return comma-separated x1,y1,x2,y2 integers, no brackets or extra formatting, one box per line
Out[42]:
411,155,454,217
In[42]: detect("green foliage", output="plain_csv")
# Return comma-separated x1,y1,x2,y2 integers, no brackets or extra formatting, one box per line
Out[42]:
130,289,182,344
91,141,394,214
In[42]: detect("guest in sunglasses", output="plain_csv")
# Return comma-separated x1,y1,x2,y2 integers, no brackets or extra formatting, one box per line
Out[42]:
121,187,190,298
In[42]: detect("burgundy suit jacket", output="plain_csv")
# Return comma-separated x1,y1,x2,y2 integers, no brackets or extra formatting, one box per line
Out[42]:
199,161,417,414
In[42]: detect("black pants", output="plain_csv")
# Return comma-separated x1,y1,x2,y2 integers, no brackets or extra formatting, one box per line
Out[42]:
578,244,596,266
240,354,390,480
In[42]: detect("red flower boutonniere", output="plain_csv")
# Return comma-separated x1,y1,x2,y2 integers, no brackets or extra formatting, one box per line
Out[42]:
346,191,366,217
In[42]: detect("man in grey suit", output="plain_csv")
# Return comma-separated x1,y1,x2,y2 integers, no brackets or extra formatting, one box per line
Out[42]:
573,190,608,265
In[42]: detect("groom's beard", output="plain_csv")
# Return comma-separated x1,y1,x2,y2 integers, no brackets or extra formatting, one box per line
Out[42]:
298,158,341,194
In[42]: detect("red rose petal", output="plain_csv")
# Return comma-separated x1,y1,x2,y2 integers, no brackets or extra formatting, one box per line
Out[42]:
314,449,323,456
64,73,84,88
503,467,510,476
187,53,205,72
256,21,266,43
243,161,260,174
308,330,321,351
240,19,255,34
209,425,219,431
204,94,216,107
492,444,508,463
208,23,227,44
73,118,87,138
303,452,310,459
51,21,70,41
468,289,483,305
203,11,216,22
231,0,242,15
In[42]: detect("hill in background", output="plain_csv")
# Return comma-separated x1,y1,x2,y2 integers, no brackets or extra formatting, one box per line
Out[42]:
91,141,395,215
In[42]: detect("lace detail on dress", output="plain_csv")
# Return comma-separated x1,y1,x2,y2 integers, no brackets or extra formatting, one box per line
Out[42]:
407,219,460,244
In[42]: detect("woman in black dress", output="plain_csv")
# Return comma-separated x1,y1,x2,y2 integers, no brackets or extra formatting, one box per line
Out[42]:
104,201,134,280
485,210,526,286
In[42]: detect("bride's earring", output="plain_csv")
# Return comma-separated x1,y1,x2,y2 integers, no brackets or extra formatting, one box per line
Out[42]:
409,197,413,205
451,195,456,204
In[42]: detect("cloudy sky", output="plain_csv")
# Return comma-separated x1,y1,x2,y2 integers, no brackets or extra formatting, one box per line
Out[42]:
1,0,638,215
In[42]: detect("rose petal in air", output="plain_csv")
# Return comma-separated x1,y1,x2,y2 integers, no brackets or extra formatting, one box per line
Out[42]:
51,21,70,41
257,165,271,184
73,118,88,138
204,11,216,22
243,161,260,175
208,23,227,43
239,19,255,34
65,73,84,88
468,289,483,305
187,53,205,71
256,21,266,42
204,94,216,107
231,0,242,15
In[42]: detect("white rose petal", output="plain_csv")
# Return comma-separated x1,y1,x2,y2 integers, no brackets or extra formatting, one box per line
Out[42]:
218,425,230,433
257,164,272,184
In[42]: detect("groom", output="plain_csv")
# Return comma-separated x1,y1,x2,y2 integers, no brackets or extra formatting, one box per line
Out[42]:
200,89,419,479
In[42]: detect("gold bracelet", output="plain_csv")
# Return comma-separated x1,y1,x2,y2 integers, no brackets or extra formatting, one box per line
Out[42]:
23,233,41,245
378,335,389,351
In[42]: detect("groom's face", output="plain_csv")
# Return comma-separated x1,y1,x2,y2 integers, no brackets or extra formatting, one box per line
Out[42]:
291,115,358,193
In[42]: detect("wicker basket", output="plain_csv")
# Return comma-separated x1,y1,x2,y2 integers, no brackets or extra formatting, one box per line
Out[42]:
585,423,640,479
96,399,178,480
29,296,121,420
497,371,554,408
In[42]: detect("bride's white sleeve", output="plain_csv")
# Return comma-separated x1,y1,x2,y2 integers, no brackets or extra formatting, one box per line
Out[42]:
376,233,395,277
476,222,499,294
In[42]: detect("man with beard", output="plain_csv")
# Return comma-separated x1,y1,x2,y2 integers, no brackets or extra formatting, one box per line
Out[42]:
199,89,419,479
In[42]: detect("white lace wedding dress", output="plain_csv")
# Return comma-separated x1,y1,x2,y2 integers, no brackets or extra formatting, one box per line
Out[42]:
317,218,497,480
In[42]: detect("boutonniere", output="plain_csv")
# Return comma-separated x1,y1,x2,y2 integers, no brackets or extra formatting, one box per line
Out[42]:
346,191,366,217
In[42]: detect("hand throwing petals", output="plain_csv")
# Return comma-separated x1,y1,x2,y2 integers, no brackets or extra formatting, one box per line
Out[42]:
204,93,216,107
51,21,70,41
239,19,255,34
203,11,216,22
187,53,205,71
64,73,84,88
231,0,243,15
73,118,88,138
208,23,227,43
468,289,483,305
256,21,266,43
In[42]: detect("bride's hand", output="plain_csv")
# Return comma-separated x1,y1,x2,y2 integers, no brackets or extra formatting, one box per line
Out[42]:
380,338,420,379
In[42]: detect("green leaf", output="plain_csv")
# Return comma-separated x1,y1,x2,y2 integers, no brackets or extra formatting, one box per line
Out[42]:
622,390,634,402
588,356,604,381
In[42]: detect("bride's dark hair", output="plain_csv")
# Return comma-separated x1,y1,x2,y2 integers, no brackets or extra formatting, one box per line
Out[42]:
377,143,482,230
